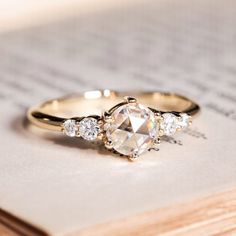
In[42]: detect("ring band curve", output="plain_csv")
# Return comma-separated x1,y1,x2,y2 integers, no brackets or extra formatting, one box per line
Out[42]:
27,90,200,159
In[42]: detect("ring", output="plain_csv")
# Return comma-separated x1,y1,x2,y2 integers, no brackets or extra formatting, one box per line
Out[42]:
27,90,200,160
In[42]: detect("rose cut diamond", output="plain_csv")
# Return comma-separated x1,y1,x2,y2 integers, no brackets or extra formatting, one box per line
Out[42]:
106,103,158,156
79,117,100,141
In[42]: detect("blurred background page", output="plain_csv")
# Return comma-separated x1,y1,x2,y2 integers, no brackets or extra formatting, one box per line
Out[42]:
0,0,139,32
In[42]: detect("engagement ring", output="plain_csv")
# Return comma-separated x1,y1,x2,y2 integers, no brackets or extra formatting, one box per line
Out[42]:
27,90,200,160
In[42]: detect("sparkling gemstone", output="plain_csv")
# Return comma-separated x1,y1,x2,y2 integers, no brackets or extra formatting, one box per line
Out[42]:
160,113,178,136
178,113,191,128
79,117,100,141
106,103,158,156
63,119,78,137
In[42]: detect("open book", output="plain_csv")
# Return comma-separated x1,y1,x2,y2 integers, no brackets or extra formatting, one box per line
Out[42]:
0,0,236,235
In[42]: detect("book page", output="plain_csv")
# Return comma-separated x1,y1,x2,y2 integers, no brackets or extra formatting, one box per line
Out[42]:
0,0,236,235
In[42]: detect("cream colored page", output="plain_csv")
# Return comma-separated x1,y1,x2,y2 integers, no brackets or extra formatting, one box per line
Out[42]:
0,0,236,235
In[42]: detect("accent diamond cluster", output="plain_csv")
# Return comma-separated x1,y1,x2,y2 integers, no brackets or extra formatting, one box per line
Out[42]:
62,117,100,141
160,113,191,136
62,101,192,158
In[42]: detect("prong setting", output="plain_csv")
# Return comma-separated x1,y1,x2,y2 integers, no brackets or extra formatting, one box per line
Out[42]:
129,151,139,161
104,102,158,158
104,139,113,149
123,96,137,103
159,129,165,136
103,111,113,123
63,99,193,160
154,137,161,145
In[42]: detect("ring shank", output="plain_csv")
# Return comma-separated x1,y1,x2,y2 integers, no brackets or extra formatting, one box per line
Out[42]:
27,90,200,131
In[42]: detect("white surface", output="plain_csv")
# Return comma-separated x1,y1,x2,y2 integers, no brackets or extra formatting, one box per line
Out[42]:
0,0,236,235
0,0,139,33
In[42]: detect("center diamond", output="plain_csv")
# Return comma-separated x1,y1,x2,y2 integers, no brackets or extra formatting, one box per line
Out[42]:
106,103,158,156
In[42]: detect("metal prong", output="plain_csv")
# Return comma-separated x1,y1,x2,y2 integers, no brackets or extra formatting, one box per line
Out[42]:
151,137,161,151
97,132,104,140
128,151,139,161
98,120,104,126
159,129,164,136
177,127,182,132
123,96,137,103
103,111,113,123
104,139,113,149
154,137,161,145
156,115,163,122
154,111,161,117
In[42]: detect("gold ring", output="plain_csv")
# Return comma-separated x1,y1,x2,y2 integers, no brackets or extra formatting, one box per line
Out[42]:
27,90,200,160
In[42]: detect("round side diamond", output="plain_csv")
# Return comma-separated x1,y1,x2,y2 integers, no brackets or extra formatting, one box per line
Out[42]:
178,113,191,129
160,113,178,136
63,119,78,137
79,118,100,141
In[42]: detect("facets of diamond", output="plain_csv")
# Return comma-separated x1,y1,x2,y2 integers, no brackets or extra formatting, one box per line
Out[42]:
160,113,178,136
63,119,78,137
178,113,191,129
79,117,100,141
106,103,158,156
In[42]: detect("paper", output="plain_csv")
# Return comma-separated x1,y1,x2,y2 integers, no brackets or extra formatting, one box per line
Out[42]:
0,0,236,235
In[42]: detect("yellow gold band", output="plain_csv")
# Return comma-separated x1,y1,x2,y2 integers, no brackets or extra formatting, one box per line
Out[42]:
27,90,200,132
27,90,200,159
